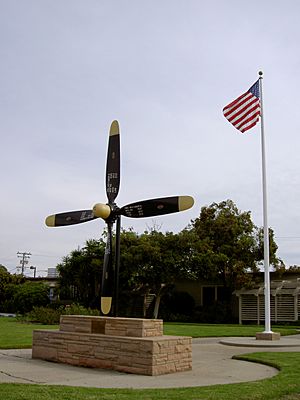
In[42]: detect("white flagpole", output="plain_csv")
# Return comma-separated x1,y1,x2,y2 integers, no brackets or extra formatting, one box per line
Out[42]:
258,71,272,334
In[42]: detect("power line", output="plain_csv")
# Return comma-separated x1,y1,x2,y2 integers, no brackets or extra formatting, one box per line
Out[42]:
33,253,60,258
276,237,300,240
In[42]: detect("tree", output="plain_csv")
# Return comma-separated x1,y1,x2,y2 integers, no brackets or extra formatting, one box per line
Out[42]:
188,199,280,300
11,282,50,314
57,238,106,308
119,229,192,318
0,269,25,312
0,264,8,272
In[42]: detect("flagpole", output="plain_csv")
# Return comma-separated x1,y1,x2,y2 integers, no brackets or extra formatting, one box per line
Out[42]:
258,71,272,334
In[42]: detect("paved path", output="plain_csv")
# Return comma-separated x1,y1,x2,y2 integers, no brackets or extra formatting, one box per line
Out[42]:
0,336,299,389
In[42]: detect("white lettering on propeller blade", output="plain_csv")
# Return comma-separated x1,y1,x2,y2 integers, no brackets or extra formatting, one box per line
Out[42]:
124,205,144,217
80,211,93,221
107,172,118,193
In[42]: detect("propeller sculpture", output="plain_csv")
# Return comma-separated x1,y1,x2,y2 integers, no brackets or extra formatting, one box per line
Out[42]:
45,121,194,316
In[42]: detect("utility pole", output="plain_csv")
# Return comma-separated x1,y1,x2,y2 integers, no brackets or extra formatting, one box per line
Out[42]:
17,252,31,276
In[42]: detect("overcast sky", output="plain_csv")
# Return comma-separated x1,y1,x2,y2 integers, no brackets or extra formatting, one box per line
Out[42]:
1,0,300,276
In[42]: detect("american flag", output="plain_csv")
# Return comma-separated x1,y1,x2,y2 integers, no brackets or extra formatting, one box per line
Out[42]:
223,80,260,133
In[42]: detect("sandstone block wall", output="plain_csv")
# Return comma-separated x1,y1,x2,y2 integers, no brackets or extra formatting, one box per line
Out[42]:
32,316,192,376
59,315,163,337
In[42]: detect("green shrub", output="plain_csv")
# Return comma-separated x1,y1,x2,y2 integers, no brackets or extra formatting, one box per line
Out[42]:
20,303,100,324
7,282,50,314
21,306,62,324
64,303,100,316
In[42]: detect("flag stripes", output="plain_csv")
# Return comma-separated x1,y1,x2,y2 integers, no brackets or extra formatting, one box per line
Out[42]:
223,80,260,133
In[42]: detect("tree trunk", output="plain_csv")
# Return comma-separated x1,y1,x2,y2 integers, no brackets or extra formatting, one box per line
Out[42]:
152,294,161,319
142,289,150,318
152,284,167,319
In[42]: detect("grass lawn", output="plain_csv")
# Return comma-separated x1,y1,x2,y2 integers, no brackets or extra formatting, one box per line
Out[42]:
0,317,58,349
164,322,299,338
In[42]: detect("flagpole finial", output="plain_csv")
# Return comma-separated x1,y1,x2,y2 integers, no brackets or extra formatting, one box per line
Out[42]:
258,70,263,77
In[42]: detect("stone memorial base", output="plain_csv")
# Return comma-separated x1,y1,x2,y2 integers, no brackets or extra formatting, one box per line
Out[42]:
256,331,281,341
32,315,192,376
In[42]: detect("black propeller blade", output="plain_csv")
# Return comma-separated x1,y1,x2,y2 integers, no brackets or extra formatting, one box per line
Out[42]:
101,223,114,315
45,210,97,227
120,196,194,218
100,120,120,315
106,120,120,204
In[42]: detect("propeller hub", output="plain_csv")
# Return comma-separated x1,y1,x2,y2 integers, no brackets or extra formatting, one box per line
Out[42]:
93,203,111,220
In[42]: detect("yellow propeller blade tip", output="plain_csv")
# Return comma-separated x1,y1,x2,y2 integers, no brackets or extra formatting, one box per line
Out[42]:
45,215,55,227
110,120,119,136
101,297,112,315
179,196,194,211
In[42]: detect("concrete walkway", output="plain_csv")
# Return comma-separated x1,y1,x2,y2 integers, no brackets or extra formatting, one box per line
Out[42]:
0,336,299,389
